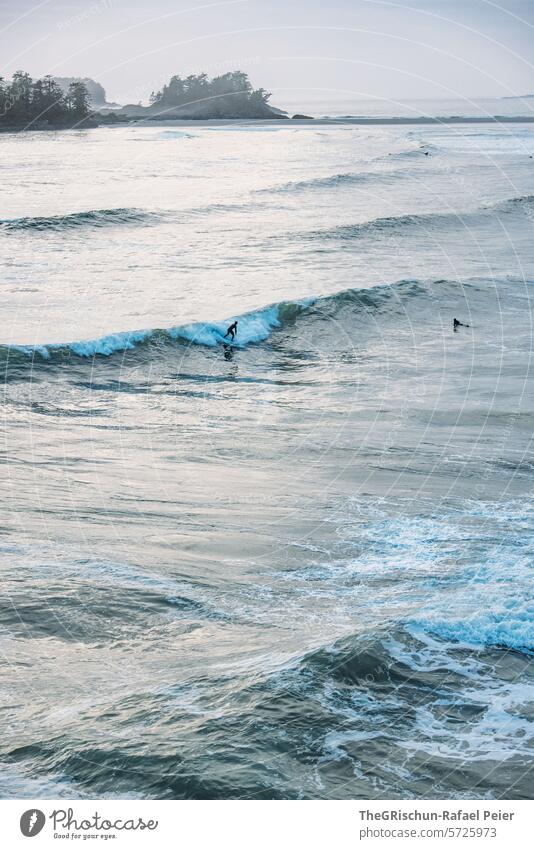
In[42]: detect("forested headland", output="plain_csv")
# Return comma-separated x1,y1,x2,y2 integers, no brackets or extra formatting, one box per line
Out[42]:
0,72,92,129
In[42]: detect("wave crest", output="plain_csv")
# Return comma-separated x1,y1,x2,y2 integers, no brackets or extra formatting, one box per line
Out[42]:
264,169,404,194
1,208,160,232
0,278,467,364
300,194,534,242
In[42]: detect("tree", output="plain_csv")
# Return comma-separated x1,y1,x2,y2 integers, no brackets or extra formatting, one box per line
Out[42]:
8,71,33,120
41,75,69,121
67,81,90,117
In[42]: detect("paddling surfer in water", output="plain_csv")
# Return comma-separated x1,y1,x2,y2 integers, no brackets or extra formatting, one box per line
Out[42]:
453,318,470,331
224,320,238,342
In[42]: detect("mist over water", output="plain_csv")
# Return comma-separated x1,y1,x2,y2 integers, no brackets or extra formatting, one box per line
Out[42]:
279,96,534,120
0,120,533,800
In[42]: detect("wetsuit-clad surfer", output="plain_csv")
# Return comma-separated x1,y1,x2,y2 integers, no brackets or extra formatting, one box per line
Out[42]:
453,318,469,330
224,321,238,341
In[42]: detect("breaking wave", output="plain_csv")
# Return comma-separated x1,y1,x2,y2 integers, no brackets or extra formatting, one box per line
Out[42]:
3,275,524,366
0,278,455,364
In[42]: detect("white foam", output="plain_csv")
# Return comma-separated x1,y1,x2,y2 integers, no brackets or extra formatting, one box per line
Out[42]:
171,305,283,348
13,302,292,358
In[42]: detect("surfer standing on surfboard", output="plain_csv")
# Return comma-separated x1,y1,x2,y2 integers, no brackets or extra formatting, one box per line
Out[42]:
224,321,238,342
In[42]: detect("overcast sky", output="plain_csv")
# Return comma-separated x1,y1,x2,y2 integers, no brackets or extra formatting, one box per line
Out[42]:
1,0,533,105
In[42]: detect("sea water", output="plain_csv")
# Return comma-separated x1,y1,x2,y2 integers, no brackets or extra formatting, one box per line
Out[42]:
0,119,532,799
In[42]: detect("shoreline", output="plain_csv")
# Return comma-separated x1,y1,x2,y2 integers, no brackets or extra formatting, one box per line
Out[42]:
2,115,534,133
120,115,534,126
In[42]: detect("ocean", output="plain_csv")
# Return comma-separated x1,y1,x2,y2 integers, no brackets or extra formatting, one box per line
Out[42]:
278,95,534,120
0,117,533,800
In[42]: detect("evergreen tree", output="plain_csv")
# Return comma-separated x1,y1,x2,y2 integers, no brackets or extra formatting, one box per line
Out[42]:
41,75,67,121
67,80,90,117
8,71,33,121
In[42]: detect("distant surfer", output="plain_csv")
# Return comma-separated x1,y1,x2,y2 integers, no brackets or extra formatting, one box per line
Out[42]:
453,318,469,331
224,320,238,342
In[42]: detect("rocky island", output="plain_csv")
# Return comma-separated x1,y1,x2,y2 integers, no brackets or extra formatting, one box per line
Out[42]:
112,71,288,120
52,77,120,109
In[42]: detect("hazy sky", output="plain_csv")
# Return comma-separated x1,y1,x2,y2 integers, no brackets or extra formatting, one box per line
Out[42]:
1,0,533,106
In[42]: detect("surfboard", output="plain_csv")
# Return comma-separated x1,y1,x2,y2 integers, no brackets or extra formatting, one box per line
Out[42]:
216,333,238,348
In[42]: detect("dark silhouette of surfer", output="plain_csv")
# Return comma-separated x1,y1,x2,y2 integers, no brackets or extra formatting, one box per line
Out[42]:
224,320,238,342
453,318,470,331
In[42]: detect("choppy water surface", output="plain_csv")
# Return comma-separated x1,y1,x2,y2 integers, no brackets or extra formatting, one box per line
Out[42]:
0,122,533,799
